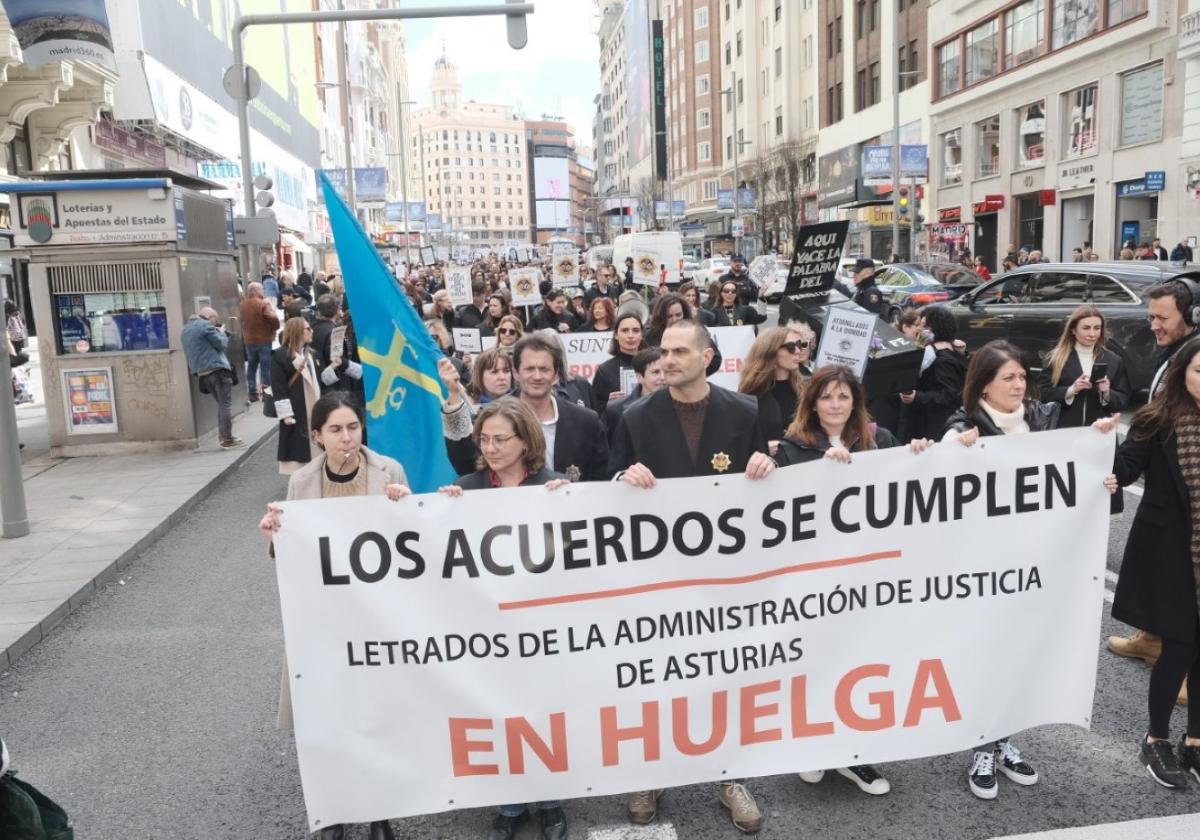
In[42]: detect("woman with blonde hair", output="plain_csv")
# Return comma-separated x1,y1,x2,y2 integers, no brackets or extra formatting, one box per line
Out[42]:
270,316,322,474
1039,305,1130,428
494,313,525,350
738,325,809,452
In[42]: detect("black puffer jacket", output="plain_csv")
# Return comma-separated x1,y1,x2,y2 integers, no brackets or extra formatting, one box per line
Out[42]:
942,400,1061,438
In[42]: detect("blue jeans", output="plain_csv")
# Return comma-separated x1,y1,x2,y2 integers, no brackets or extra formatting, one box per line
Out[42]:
245,342,272,394
498,801,560,818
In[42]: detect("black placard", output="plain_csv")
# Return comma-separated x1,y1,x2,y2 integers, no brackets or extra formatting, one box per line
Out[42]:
783,221,850,302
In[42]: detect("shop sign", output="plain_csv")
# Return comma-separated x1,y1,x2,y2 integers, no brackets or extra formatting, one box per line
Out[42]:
818,145,859,208
1145,171,1165,191
1058,161,1096,192
62,367,118,435
972,195,1005,215
938,207,962,222
1116,172,1167,198
13,188,177,247
1040,189,1057,206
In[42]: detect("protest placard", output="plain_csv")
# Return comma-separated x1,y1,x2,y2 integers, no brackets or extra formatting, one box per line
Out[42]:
815,308,878,379
274,429,1111,829
419,246,437,266
452,328,483,354
508,267,544,307
445,266,472,307
552,251,580,288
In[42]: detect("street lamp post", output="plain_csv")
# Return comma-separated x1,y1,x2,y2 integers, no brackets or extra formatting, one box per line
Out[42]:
720,72,751,253
393,94,418,267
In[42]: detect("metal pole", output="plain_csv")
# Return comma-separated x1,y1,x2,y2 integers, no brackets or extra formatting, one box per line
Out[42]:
397,89,413,267
337,15,356,213
0,285,29,538
732,70,740,252
419,133,430,249
232,25,258,280
891,0,901,260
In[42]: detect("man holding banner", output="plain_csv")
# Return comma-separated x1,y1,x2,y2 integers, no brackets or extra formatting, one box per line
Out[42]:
611,318,775,831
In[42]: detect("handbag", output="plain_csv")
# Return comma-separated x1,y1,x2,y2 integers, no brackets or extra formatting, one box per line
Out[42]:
262,364,303,419
195,372,212,395
0,771,75,840
8,351,28,368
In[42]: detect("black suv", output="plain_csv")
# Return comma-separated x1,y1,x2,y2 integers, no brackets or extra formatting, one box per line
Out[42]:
947,261,1195,398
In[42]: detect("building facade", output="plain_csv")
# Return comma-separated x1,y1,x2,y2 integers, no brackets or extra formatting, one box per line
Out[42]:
928,0,1186,265
409,53,530,248
526,119,595,247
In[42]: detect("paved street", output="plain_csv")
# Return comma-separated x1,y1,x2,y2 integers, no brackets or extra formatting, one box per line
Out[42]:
1,442,1198,840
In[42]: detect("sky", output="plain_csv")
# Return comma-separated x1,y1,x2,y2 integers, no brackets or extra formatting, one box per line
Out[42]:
402,0,602,151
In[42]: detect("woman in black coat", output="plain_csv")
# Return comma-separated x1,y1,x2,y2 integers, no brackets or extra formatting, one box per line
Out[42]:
901,305,968,441
591,312,649,415
270,316,322,474
776,364,904,467
1039,305,1131,427
1110,336,1200,789
710,280,767,329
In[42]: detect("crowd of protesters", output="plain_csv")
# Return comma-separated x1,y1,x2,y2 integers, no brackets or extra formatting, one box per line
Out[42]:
256,246,1200,838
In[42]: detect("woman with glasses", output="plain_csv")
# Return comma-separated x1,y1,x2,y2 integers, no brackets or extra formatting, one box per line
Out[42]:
270,316,322,475
493,314,525,350
436,397,570,840
738,326,811,454
711,281,767,329
591,312,650,414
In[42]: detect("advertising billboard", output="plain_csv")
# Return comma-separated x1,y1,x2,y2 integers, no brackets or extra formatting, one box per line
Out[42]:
818,146,860,208
535,200,572,230
0,0,115,70
623,0,653,172
137,0,320,167
533,157,571,200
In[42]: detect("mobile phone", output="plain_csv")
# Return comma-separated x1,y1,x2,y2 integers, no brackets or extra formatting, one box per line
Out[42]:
1091,362,1109,381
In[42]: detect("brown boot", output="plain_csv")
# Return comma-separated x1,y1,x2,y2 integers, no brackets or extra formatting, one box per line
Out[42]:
1105,630,1162,664
1179,679,1189,706
627,790,661,825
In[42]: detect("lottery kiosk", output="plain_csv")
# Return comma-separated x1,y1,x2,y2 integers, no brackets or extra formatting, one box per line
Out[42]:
1,170,244,455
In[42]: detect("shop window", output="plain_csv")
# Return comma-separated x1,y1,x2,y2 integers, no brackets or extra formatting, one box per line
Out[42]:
54,290,168,355
1016,102,1045,168
965,20,998,86
1004,0,1045,70
1051,0,1099,50
1108,0,1147,25
1064,84,1098,158
938,40,961,96
940,128,963,185
1118,63,1163,146
976,115,1000,178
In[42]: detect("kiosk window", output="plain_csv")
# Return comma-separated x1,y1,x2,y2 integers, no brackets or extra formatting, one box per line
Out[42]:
54,291,168,354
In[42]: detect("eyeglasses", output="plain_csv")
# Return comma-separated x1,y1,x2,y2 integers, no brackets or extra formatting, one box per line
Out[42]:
722,288,737,294
478,433,518,447
782,341,809,353
498,327,520,336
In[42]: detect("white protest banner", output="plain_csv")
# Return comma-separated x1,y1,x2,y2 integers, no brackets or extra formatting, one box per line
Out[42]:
445,266,473,307
560,326,755,390
452,327,483,354
552,250,580,288
815,308,878,378
509,268,544,307
274,429,1111,830
420,246,437,266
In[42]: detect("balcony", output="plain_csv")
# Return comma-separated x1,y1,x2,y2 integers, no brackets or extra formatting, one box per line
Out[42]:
1182,11,1200,61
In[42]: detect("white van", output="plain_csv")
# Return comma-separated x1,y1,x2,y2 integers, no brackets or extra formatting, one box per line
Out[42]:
612,231,685,287
585,245,614,272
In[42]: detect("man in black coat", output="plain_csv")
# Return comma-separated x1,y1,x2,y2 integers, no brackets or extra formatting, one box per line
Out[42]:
446,333,608,481
585,263,623,305
454,279,488,328
528,285,580,333
609,319,774,832
310,295,363,393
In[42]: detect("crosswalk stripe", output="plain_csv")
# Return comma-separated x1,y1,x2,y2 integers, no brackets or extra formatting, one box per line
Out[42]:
588,823,679,839
992,812,1200,839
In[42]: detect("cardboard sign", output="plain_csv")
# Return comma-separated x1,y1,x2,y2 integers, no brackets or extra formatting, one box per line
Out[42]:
452,327,484,354
553,251,580,287
420,246,437,266
509,267,544,307
619,367,637,395
815,307,878,379
784,221,850,301
329,325,348,362
445,266,473,307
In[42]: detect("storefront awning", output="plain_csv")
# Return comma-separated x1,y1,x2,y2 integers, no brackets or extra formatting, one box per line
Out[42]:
281,232,312,255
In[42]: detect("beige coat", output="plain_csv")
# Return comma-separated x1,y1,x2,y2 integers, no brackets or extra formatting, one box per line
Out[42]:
275,446,407,729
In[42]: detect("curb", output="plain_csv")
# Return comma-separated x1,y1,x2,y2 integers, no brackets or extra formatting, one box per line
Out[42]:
1,426,278,671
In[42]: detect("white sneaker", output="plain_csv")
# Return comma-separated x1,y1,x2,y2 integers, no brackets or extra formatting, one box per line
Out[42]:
836,765,891,795
797,769,825,783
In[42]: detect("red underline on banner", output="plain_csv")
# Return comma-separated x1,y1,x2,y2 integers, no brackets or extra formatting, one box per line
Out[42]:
496,549,903,611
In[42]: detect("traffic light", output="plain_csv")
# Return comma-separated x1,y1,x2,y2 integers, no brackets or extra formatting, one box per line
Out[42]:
253,173,275,219
898,186,910,217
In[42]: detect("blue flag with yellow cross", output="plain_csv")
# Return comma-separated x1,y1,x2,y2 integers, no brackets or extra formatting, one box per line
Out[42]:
319,172,456,493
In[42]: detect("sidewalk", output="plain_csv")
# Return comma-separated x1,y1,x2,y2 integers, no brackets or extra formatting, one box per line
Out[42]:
2,347,277,669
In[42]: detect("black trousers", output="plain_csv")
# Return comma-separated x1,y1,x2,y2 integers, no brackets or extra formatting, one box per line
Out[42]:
1149,628,1200,739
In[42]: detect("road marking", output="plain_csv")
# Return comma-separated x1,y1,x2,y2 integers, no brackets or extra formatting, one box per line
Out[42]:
1125,483,1143,496
993,812,1200,839
588,823,679,840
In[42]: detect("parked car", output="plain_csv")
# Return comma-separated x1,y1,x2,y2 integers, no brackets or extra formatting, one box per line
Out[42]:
695,257,730,287
947,261,1195,398
681,258,698,281
874,262,986,320
835,257,876,287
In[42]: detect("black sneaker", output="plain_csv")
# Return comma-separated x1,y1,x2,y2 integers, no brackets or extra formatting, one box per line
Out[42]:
968,749,998,800
1141,736,1189,789
836,764,890,795
488,812,523,840
995,739,1039,786
538,806,567,840
1177,736,1200,785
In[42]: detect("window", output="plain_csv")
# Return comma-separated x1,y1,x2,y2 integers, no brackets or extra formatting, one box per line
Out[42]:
775,0,782,21
827,22,835,55
803,96,813,129
699,140,713,163
1119,62,1163,146
856,0,867,39
1029,272,1088,304
976,115,1000,178
696,41,709,62
976,275,1031,304
1051,0,1099,50
704,179,718,200
1064,84,1097,157
737,78,744,103
870,62,880,105
55,288,169,354
725,41,731,64
1087,275,1139,303
940,128,963,185
804,35,813,68
938,40,961,96
777,47,784,76
856,68,868,111
698,109,711,129
870,0,880,30
965,20,998,85
908,41,919,85
775,106,783,136
1016,101,1046,168
695,7,708,28
1004,0,1045,69
736,31,742,57
726,135,733,159
836,16,843,52
1108,0,1147,25
697,75,710,94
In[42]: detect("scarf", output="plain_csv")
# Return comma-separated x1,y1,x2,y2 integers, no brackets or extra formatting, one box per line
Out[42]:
980,400,1030,434
1176,412,1200,584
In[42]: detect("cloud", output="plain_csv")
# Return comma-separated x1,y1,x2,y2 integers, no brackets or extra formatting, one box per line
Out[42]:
402,0,599,141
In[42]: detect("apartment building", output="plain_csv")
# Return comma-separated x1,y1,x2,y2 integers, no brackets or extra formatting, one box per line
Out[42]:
525,119,596,247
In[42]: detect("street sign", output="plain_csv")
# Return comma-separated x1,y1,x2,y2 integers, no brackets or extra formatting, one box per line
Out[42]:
732,220,744,237
232,215,279,246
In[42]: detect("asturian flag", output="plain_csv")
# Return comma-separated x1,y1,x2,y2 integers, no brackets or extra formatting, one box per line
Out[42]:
319,172,456,493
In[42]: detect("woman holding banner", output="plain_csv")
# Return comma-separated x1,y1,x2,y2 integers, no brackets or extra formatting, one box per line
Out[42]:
259,392,409,840
437,397,570,840
591,312,649,414
945,340,1118,799
1110,335,1200,789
